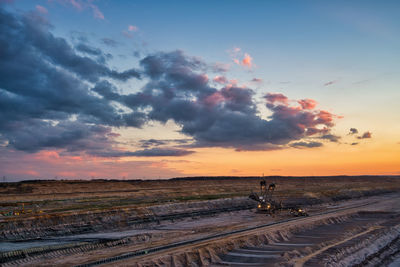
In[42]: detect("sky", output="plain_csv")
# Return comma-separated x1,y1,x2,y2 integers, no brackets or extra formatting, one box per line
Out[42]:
0,0,399,181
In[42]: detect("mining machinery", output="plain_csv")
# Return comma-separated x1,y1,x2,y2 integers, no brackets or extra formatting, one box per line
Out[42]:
249,179,308,216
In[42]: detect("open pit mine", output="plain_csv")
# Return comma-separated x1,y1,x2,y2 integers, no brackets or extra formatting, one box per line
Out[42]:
1,176,400,266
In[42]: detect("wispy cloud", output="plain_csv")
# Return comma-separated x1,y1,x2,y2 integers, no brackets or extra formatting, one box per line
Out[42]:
35,5,48,14
251,78,263,83
212,62,230,72
123,25,139,38
55,0,104,19
324,80,337,86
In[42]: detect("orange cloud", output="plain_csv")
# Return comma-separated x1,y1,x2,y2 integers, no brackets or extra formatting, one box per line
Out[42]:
298,99,317,110
231,52,254,68
241,53,253,67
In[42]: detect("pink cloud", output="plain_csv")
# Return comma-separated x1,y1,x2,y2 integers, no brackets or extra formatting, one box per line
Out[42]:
23,170,40,176
298,99,317,109
264,93,289,104
123,25,140,38
241,53,253,67
213,75,228,84
199,74,209,84
227,47,241,56
66,0,83,10
89,3,104,19
0,148,184,181
316,110,335,127
203,92,225,107
128,25,138,31
225,79,238,88
56,0,104,19
35,150,60,160
36,5,48,14
231,51,254,68
265,94,339,139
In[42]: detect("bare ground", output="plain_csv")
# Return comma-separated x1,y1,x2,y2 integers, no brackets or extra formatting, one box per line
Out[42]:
1,176,400,266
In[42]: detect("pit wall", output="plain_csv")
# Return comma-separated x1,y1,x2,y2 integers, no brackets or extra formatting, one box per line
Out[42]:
0,189,396,241
132,215,355,267
132,215,400,267
0,197,254,241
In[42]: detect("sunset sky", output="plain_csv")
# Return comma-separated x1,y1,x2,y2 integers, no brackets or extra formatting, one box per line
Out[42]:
1,1,399,181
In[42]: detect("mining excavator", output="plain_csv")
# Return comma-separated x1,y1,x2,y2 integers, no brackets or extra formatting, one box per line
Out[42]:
249,179,308,216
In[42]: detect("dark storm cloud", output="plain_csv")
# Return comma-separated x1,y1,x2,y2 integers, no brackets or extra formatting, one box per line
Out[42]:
0,7,342,156
290,141,323,148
